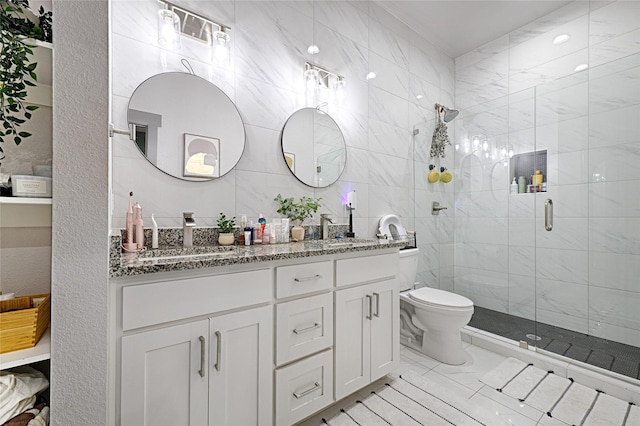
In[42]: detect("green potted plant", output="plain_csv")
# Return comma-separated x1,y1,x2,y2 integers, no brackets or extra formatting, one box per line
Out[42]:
274,194,322,241
0,0,52,165
216,212,236,246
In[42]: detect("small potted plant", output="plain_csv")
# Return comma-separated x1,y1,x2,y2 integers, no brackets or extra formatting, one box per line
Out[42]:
216,212,236,245
274,194,322,241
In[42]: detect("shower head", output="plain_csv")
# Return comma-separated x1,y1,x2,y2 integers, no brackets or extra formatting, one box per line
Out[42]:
435,103,459,122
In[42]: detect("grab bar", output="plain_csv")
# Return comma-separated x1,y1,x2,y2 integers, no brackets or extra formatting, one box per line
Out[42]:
545,199,553,231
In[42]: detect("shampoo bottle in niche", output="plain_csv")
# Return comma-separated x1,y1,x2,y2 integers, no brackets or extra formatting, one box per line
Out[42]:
123,192,138,252
510,177,517,194
518,176,526,194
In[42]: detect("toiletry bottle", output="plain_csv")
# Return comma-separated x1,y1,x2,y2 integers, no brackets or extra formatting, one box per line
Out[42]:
269,225,276,244
133,202,144,250
518,176,526,194
255,219,263,244
239,214,247,244
244,226,251,246
510,177,517,194
532,170,543,188
262,223,270,244
151,214,158,249
124,192,137,252
258,214,266,233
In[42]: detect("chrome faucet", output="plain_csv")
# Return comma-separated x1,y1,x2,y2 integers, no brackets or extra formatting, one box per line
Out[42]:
183,212,196,247
320,213,333,240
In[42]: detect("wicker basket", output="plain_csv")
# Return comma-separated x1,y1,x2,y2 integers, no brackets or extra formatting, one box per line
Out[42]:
0,293,50,354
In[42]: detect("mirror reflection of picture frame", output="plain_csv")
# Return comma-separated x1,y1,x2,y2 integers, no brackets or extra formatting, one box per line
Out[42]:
284,152,295,173
184,133,220,178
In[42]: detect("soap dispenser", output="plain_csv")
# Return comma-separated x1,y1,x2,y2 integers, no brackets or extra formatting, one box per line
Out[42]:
510,177,517,194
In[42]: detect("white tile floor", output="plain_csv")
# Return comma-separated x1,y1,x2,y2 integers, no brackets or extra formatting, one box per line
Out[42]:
301,342,577,426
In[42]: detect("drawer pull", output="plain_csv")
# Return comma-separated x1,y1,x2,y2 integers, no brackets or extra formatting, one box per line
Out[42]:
198,336,206,378
366,294,372,320
373,292,380,317
294,274,323,282
293,322,321,335
293,381,321,399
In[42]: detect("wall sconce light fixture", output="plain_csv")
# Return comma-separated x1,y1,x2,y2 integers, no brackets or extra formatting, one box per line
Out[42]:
304,62,346,101
157,0,231,63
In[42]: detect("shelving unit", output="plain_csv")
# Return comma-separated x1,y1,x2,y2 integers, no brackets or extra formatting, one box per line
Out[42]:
0,197,52,205
0,328,51,370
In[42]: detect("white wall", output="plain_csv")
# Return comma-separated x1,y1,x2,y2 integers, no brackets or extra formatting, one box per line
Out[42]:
453,0,640,347
51,1,110,425
110,0,455,239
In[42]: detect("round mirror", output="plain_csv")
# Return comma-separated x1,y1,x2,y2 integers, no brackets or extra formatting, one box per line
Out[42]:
281,108,346,188
127,72,245,181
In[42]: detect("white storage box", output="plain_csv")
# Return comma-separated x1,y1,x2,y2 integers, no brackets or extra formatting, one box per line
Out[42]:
11,175,52,198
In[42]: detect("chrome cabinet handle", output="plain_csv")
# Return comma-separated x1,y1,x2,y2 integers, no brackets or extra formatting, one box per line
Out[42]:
373,292,380,317
366,294,372,320
294,274,323,282
293,323,321,335
545,199,553,231
214,331,222,372
198,336,206,378
293,382,321,399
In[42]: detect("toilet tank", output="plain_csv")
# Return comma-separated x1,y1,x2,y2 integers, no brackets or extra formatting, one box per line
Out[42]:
398,248,419,291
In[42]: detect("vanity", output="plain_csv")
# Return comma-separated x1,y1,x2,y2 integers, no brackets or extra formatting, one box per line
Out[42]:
109,239,403,426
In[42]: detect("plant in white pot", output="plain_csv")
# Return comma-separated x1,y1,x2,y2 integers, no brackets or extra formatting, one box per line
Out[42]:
274,194,321,242
216,212,236,246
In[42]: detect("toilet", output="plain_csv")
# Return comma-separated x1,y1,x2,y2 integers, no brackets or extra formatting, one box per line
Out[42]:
379,215,474,365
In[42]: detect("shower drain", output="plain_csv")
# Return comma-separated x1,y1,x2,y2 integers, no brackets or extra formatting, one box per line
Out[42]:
526,334,542,341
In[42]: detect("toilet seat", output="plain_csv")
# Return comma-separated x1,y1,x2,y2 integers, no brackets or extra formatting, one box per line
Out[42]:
408,287,473,309
378,214,407,240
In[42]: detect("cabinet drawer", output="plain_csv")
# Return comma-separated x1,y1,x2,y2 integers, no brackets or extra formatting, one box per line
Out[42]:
275,349,333,426
122,269,272,331
276,261,333,299
275,293,333,366
336,253,398,287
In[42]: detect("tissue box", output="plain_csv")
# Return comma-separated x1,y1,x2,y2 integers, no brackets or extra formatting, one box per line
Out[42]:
0,293,51,353
11,174,52,198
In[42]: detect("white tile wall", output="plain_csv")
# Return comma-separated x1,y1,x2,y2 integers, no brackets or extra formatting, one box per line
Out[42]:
111,0,454,243
454,0,640,347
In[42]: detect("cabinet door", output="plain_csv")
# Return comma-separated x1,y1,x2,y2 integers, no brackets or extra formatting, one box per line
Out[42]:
369,279,400,382
334,285,371,400
209,305,273,426
121,320,209,426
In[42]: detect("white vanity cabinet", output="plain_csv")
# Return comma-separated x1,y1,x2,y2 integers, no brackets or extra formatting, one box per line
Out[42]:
334,254,400,400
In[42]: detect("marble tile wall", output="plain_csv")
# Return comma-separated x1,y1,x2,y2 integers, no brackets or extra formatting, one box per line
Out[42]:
453,0,640,347
110,0,454,257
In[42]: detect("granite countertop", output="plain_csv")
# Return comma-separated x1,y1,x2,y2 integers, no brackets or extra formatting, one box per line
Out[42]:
110,238,409,278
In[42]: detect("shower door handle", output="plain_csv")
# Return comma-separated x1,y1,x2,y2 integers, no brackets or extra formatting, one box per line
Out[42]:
545,199,553,231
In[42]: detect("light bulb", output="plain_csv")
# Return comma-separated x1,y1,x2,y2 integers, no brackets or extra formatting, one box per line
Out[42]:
482,141,489,151
158,9,180,50
473,137,479,148
305,68,319,94
307,45,319,55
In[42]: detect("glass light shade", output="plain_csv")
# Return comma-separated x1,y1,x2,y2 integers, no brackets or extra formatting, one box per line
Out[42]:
158,9,181,50
305,68,319,94
334,77,346,104
211,30,230,64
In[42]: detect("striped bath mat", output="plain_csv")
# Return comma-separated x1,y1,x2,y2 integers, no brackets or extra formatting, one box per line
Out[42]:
480,357,639,426
323,370,508,425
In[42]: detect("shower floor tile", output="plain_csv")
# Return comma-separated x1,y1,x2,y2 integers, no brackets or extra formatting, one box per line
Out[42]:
469,306,640,380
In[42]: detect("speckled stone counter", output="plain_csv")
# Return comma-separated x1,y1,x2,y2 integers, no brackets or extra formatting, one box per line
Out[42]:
110,235,408,278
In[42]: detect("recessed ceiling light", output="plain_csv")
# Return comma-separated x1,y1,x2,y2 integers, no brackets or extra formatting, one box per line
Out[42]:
574,63,589,72
365,72,376,80
307,45,319,54
416,94,424,100
553,34,570,45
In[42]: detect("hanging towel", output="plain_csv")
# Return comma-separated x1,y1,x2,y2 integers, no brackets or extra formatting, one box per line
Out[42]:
0,368,49,425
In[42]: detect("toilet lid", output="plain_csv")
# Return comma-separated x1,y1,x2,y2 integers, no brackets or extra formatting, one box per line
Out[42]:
409,287,473,308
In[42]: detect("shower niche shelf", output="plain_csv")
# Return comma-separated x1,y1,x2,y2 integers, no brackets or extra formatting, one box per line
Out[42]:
510,149,547,194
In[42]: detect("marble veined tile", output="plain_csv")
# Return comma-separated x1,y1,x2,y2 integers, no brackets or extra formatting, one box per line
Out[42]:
408,41,440,89
342,147,369,184
111,0,156,42
509,218,536,248
312,23,369,85
368,151,412,188
368,15,410,70
455,242,509,273
588,320,640,349
368,86,409,129
535,247,588,284
541,184,588,218
588,104,640,148
536,116,589,155
456,50,509,95
455,79,509,111
589,251,640,292
456,35,510,71
535,217,588,250
313,0,368,47
589,0,640,45
535,82,589,128
456,217,508,245
509,49,589,94
368,184,411,221
589,28,640,68
589,286,640,330
236,125,287,175
536,278,589,318
536,308,589,335
590,217,640,255
508,274,536,320
509,1,589,48
368,51,410,99
454,190,508,218
546,150,589,186
590,180,640,218
235,77,301,130
588,142,640,183
408,75,439,108
368,118,412,159
588,65,640,115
